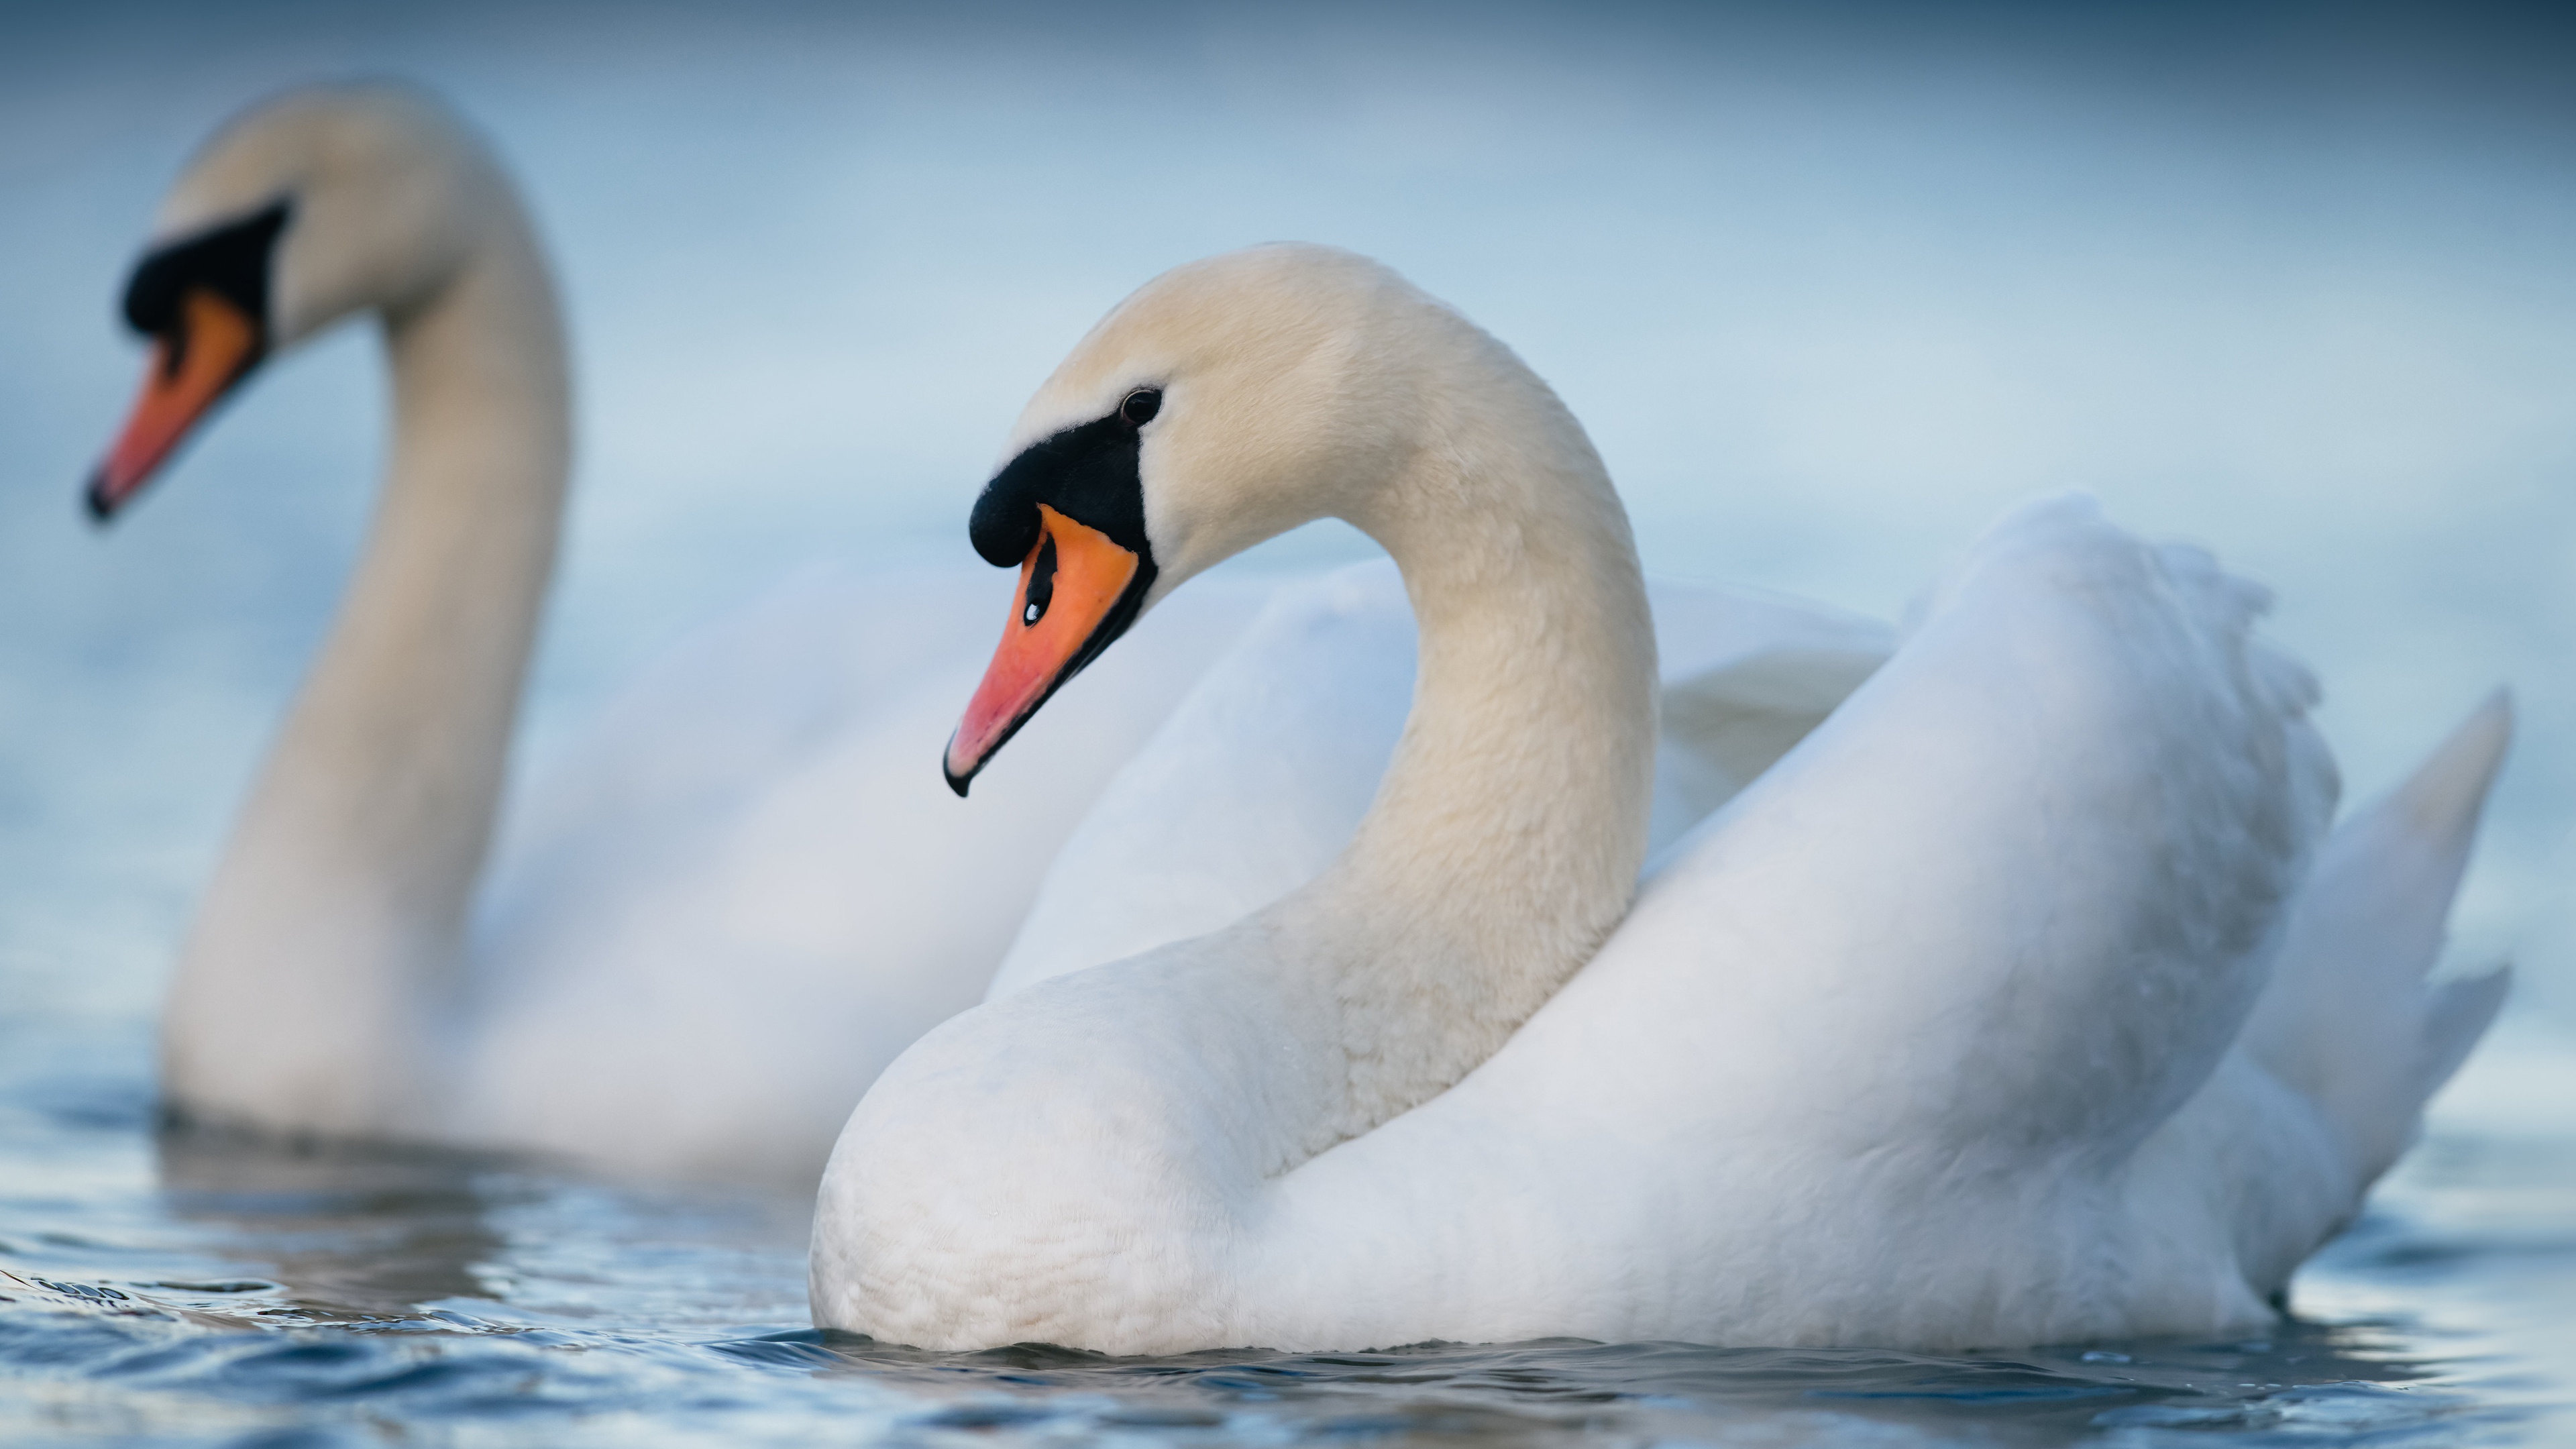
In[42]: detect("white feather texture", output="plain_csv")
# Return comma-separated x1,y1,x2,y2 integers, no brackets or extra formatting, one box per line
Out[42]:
810,245,2507,1352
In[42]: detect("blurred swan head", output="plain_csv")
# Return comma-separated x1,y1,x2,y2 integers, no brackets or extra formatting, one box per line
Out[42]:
87,80,523,517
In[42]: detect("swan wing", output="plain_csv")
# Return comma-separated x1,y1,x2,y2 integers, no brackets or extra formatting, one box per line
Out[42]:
1602,494,2336,1162
1245,495,2346,1348
472,564,1004,970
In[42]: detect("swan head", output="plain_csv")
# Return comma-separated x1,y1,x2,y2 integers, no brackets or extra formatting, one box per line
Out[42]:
946,244,1453,791
86,80,509,519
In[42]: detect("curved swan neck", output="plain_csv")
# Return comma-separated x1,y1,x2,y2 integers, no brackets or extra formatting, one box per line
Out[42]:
163,186,567,1130
1279,322,1658,1144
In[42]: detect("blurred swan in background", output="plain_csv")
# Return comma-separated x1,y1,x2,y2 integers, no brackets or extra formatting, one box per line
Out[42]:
812,245,2510,1353
87,81,1271,1181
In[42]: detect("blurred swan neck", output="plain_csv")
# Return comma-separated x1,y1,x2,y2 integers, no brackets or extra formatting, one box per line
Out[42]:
164,186,568,1128
331,209,570,939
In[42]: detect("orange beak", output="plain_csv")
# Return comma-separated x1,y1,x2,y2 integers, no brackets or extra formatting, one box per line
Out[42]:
87,287,265,521
945,503,1150,795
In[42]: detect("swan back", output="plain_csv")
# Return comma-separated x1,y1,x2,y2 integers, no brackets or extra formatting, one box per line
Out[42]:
1230,497,2348,1349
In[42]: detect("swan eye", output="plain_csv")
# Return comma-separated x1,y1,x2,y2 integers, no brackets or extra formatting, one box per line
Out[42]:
1119,388,1162,427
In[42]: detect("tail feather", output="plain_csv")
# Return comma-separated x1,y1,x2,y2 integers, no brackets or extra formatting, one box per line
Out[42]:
2420,965,2511,1102
2240,690,2513,1183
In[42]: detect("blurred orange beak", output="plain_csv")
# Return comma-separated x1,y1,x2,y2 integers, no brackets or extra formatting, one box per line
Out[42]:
945,503,1147,795
87,287,264,521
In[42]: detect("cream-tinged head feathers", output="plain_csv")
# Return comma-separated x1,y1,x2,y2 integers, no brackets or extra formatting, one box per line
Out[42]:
1002,244,1480,602
153,80,518,350
93,78,563,519
945,243,1621,792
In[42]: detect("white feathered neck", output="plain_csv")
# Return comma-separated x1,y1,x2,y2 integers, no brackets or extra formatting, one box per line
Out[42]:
1040,244,1662,1146
160,87,569,1134
1283,286,1658,1141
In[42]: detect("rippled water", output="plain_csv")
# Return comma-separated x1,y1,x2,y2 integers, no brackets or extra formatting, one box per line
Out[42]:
6,2,2576,1444
7,1001,2575,1444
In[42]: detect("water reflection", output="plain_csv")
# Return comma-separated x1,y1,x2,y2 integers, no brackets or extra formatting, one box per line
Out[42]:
712,1321,2477,1447
0,1061,2542,1446
152,1128,515,1318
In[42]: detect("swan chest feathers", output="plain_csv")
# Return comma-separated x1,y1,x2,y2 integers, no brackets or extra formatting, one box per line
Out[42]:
812,947,1314,1351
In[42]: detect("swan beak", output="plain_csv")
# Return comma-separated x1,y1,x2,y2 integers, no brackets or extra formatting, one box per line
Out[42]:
945,503,1149,796
87,287,265,521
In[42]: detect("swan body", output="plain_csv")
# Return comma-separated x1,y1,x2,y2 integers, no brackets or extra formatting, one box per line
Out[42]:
812,244,2508,1352
100,84,1267,1179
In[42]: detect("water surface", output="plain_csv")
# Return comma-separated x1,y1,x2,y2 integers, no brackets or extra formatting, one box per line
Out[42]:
7,1004,2575,1444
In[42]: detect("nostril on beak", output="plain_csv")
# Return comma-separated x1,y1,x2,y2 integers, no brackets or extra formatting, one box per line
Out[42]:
1022,533,1059,627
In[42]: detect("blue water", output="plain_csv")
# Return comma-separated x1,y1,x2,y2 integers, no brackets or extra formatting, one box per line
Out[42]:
5,3,2575,1443
7,1004,2574,1445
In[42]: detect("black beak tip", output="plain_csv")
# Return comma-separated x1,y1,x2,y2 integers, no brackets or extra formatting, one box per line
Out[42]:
943,739,974,799
83,470,119,525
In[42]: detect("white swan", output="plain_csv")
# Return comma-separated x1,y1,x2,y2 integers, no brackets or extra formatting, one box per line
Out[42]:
88,83,1268,1181
810,244,2510,1352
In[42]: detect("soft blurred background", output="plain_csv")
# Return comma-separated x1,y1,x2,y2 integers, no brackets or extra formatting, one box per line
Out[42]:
3,1,2573,1444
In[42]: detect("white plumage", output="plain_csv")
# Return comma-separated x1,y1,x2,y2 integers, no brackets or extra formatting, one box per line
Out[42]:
812,245,2506,1352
